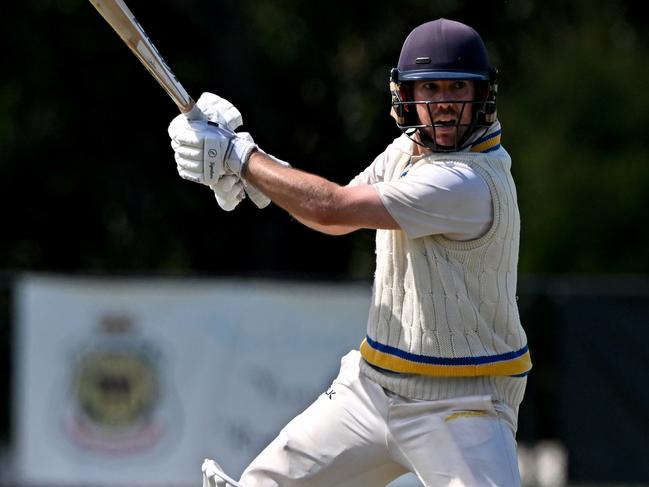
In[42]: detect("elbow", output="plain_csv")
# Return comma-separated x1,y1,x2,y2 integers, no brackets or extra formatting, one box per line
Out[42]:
305,186,345,227
310,205,340,227
299,184,364,232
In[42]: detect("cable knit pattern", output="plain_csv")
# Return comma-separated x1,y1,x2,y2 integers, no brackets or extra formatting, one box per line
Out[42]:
359,137,530,408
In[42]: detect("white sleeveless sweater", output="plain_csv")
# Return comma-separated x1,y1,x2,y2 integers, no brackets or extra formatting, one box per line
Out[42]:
358,134,531,408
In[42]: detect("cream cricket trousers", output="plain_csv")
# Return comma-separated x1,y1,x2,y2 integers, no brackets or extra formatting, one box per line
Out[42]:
239,351,521,487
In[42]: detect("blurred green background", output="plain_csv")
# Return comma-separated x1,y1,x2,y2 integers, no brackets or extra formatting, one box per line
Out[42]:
2,0,647,276
1,0,648,485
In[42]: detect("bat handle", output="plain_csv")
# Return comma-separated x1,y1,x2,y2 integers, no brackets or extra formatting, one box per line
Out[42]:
182,102,206,122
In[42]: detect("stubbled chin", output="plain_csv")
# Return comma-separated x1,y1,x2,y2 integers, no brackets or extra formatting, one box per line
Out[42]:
418,127,467,148
435,136,457,147
434,126,467,146
433,129,457,146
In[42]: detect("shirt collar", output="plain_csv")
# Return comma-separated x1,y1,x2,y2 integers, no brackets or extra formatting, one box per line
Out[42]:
466,121,502,153
395,121,503,156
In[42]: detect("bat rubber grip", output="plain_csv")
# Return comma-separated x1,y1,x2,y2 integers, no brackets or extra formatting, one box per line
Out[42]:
184,104,206,122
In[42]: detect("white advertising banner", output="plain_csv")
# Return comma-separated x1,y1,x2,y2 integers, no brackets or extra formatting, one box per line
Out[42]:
13,274,372,486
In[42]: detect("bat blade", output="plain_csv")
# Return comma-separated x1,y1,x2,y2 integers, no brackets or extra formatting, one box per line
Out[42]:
88,0,201,118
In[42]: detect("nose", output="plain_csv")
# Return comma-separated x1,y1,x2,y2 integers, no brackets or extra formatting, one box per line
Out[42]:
434,99,459,115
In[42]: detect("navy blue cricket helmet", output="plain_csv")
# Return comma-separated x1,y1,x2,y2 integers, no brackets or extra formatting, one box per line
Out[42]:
390,19,498,152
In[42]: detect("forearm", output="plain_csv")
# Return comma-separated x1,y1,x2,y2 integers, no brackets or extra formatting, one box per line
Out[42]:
243,151,355,232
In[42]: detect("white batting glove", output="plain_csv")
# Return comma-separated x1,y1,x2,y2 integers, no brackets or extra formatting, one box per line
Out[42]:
194,93,270,210
196,93,249,210
211,175,244,211
169,94,289,211
168,115,257,185
204,131,267,210
225,132,270,209
240,182,269,209
196,92,243,132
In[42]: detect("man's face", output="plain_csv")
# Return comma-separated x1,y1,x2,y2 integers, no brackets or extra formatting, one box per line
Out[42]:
412,79,475,148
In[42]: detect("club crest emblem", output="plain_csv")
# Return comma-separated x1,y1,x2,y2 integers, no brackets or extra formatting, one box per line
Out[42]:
62,314,165,453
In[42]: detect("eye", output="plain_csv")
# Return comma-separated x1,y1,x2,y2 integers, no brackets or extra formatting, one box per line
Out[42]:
453,81,468,90
421,82,439,92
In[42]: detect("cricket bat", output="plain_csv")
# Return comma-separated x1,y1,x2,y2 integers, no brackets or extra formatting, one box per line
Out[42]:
88,0,204,120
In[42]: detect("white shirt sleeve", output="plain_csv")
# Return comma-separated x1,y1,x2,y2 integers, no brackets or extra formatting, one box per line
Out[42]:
348,152,387,186
374,162,493,240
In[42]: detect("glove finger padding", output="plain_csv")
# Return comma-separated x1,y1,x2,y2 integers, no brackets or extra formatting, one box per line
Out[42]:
172,143,203,161
177,167,202,184
174,153,202,173
168,114,206,146
214,189,244,211
213,174,240,192
244,183,271,209
212,176,245,211
196,92,243,131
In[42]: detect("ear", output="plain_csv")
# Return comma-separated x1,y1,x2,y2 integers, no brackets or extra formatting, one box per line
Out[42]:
399,86,410,111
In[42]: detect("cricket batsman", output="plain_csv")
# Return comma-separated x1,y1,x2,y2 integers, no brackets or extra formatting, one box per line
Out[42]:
168,18,531,487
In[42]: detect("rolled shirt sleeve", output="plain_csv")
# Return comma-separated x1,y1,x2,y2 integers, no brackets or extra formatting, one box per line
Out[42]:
374,162,493,240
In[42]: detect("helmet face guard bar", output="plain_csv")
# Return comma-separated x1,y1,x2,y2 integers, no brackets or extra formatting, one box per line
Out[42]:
392,97,495,152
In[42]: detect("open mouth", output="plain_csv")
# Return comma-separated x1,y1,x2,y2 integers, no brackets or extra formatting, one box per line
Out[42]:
434,120,456,126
